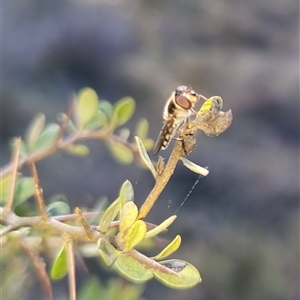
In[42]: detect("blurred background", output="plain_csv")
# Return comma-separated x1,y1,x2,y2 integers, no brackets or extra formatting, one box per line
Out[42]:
1,0,299,299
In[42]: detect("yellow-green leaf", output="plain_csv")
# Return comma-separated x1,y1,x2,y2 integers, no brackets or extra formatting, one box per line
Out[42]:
124,220,147,251
78,276,103,300
135,136,157,178
47,201,70,216
153,259,202,289
77,87,99,128
142,138,154,151
50,244,68,280
97,238,120,266
0,174,13,203
198,96,223,114
25,113,46,151
180,157,209,176
99,198,120,233
107,142,134,165
64,144,90,156
154,235,181,260
115,254,153,283
98,101,113,128
34,123,60,151
135,118,149,139
14,177,35,205
110,97,135,129
145,215,177,238
119,202,138,234
119,180,134,209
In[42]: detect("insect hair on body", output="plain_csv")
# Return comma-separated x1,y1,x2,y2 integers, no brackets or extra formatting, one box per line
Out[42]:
153,85,206,155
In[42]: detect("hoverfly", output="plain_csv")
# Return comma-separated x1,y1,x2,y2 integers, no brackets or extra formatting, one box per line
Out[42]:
153,85,206,155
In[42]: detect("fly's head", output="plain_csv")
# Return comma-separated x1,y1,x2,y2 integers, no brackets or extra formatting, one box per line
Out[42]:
174,85,198,110
163,85,199,120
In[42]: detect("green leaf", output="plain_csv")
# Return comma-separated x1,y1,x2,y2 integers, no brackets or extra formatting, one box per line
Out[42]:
99,198,121,233
180,157,209,176
77,87,99,128
145,215,177,238
34,123,60,151
98,101,113,128
135,118,149,139
0,174,13,203
8,138,28,157
119,202,138,234
115,254,153,283
14,177,35,205
124,220,147,251
154,235,181,260
25,113,46,151
64,144,90,156
47,201,70,216
153,259,202,289
198,96,223,114
110,97,136,129
135,136,157,178
119,180,134,209
97,238,120,266
50,244,68,280
78,276,104,300
142,138,154,151
106,142,134,165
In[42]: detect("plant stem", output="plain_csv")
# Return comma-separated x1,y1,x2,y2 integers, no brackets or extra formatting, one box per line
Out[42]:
138,140,183,220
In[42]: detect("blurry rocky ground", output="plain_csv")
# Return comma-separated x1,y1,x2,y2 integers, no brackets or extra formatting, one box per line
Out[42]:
1,0,299,300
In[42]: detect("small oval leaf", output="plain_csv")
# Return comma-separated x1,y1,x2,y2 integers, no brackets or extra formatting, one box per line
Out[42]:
135,118,149,139
135,136,157,178
124,220,147,251
34,124,60,151
107,142,134,165
98,101,113,128
50,244,68,280
77,88,99,128
64,144,90,156
119,202,138,233
25,113,46,151
115,254,153,283
14,177,35,205
198,96,223,114
145,215,177,238
47,201,71,216
180,157,209,176
110,97,136,129
97,238,120,266
119,180,134,209
0,174,13,203
153,259,202,289
99,198,121,233
154,235,181,260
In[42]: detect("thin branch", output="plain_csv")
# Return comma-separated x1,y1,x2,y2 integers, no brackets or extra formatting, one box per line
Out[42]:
129,248,179,276
0,209,102,241
66,237,76,300
4,137,21,211
0,130,137,177
19,236,53,300
138,140,183,220
75,207,95,241
30,162,48,220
